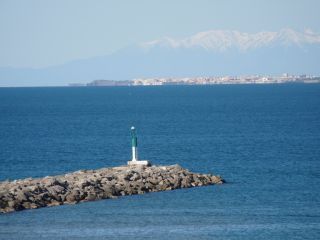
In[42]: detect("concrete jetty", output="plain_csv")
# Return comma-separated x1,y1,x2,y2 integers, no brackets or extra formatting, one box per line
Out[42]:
0,164,224,213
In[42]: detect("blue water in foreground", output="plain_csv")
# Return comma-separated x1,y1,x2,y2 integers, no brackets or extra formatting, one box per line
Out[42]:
0,85,319,239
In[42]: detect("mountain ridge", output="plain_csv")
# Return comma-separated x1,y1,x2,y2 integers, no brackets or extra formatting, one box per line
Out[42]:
0,28,320,87
140,28,320,51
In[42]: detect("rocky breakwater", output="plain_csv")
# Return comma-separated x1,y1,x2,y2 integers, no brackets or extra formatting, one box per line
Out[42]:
0,164,224,213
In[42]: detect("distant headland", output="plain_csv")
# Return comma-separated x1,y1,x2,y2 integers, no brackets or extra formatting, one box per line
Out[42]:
69,74,320,87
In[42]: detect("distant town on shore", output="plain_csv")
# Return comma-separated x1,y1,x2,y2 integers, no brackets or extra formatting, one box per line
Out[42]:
69,74,320,87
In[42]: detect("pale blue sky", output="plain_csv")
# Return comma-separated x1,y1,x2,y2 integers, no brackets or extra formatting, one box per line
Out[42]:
0,0,319,68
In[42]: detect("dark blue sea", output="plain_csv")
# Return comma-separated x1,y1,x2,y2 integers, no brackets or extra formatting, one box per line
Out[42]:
0,85,319,239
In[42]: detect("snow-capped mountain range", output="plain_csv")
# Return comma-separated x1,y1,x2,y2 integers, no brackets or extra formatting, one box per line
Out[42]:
141,28,320,51
1,28,320,86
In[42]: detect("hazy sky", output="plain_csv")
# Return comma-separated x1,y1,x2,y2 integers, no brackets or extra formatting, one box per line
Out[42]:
0,0,319,68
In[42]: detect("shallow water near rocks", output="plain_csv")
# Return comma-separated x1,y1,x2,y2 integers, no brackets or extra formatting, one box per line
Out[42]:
0,85,319,239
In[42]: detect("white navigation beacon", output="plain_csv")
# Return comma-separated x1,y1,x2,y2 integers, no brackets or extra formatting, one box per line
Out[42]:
127,126,151,166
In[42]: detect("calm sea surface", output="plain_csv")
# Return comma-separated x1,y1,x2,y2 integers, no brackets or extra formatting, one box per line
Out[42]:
0,85,319,239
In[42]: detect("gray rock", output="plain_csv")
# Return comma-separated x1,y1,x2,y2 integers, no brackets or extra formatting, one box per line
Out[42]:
0,164,224,213
65,190,80,203
14,190,27,202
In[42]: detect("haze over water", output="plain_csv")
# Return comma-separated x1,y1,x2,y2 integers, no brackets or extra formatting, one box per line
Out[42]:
0,85,319,239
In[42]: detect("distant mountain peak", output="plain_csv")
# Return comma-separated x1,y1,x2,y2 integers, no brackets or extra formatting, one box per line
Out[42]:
1,28,320,86
140,28,320,51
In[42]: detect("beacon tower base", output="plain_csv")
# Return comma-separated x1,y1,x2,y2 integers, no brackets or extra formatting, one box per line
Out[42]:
127,160,151,166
